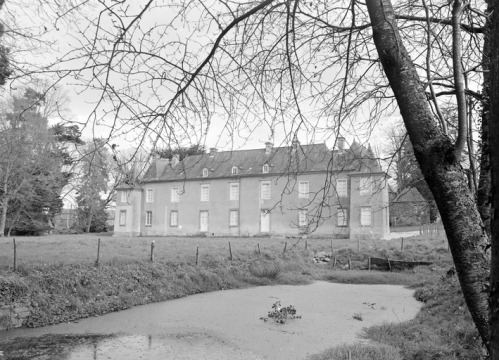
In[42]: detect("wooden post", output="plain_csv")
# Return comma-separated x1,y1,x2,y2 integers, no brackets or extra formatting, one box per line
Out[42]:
228,241,233,260
257,243,261,255
283,242,287,254
387,259,392,271
330,239,333,254
305,240,308,250
13,238,17,272
333,256,337,268
401,237,404,251
95,238,101,266
196,246,199,265
347,258,351,270
368,257,371,271
150,241,155,262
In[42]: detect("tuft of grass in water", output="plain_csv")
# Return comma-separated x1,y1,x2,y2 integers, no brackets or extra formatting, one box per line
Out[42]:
308,343,403,360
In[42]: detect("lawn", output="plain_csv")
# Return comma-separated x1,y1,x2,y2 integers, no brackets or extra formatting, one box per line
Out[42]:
0,231,447,269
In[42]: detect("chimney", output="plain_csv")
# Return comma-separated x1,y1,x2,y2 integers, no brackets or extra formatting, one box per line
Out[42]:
265,142,273,155
337,137,345,152
209,147,218,157
171,154,180,167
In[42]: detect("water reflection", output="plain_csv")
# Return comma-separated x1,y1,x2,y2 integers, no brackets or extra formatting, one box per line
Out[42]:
1,332,261,360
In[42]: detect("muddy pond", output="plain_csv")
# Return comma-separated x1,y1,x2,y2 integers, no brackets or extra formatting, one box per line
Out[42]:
0,281,421,359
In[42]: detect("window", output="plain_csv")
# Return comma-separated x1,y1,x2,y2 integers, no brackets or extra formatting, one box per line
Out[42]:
299,181,309,198
201,184,210,202
170,211,178,227
336,179,347,197
121,190,129,203
298,209,308,227
261,181,271,200
171,187,179,202
119,210,126,226
146,188,154,203
337,207,348,227
229,210,239,227
360,177,373,196
229,183,239,201
262,164,269,174
203,168,209,177
360,207,372,226
231,166,239,175
145,211,152,226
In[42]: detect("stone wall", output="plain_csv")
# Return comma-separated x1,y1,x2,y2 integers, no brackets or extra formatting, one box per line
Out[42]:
0,300,31,330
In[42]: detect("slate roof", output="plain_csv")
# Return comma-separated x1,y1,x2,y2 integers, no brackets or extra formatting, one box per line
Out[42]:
142,141,383,183
391,187,427,203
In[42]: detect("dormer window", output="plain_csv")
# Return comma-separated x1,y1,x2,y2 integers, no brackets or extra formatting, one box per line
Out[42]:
231,166,238,175
262,164,269,174
202,168,209,177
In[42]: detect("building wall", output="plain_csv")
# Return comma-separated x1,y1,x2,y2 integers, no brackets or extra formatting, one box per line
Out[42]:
349,174,389,239
114,171,389,239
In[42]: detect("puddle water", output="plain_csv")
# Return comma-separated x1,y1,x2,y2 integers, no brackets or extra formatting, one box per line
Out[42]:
0,282,421,360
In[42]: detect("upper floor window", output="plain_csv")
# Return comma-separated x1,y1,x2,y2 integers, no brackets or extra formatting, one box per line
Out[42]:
202,168,209,177
145,211,153,226
360,177,373,196
298,209,308,227
262,164,269,174
261,181,271,200
337,207,348,227
360,207,372,226
121,190,129,203
231,166,239,175
171,187,180,202
201,184,210,202
229,183,239,201
146,188,154,203
336,179,348,197
298,181,309,198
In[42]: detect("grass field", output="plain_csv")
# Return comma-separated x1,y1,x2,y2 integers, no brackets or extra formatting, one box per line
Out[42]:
0,229,447,269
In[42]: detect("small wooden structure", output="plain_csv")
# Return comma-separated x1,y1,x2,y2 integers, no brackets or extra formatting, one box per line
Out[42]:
368,257,432,271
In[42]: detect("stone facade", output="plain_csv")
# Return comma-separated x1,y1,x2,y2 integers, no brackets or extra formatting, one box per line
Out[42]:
115,141,390,239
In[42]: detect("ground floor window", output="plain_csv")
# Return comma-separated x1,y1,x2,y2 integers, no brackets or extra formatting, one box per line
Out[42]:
170,211,178,227
200,211,209,232
229,210,239,227
298,209,308,227
360,207,372,226
337,207,348,227
145,211,152,226
119,210,126,226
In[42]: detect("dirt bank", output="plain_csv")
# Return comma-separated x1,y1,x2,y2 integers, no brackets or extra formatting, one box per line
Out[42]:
2,281,421,360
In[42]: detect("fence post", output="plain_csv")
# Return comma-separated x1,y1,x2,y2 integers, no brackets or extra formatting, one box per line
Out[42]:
228,241,233,260
283,242,287,254
13,238,17,272
257,243,261,255
150,241,155,262
401,237,404,251
95,238,101,266
305,240,308,250
330,239,333,254
196,246,199,265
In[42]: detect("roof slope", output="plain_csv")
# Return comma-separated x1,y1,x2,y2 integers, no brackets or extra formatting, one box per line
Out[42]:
143,142,383,182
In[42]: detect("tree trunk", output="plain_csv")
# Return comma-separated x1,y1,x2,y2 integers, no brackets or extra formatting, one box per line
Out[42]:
366,0,490,349
487,0,499,356
0,198,8,237
477,0,493,236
